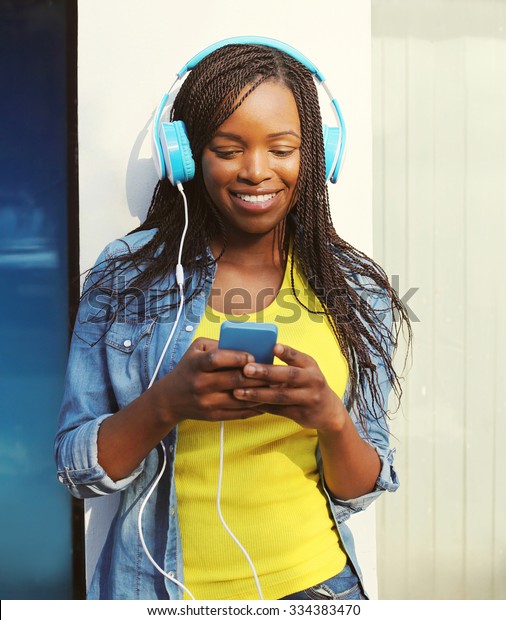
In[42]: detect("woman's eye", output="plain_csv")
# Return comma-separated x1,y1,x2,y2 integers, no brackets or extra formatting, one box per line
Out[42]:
214,149,241,159
271,149,296,158
211,147,297,159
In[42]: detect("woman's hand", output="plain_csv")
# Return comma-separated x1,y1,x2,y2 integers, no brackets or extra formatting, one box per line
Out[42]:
150,337,269,425
232,342,381,500
232,343,347,431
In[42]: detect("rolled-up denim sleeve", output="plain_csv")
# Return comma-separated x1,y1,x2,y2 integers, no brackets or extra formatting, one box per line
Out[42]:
54,249,144,499
55,414,143,499
323,286,400,524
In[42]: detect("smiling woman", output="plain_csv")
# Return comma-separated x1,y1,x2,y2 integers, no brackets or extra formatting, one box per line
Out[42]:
55,38,411,601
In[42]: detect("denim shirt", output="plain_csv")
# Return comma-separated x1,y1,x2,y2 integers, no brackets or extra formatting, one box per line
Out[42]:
54,229,399,600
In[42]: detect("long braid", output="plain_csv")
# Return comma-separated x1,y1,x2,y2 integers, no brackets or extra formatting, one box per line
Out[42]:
83,43,412,429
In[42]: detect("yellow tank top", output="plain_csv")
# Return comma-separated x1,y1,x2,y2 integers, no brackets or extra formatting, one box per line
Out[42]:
174,252,349,600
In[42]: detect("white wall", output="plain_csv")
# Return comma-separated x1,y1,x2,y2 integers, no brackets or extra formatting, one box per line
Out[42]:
78,0,377,598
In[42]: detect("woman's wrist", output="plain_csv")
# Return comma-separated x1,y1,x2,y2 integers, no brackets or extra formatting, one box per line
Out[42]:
145,377,182,429
316,391,348,435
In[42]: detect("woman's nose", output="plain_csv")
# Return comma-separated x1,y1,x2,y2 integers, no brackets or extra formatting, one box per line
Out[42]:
237,150,272,184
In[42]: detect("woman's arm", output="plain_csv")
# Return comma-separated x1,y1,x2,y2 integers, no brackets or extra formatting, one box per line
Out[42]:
233,343,382,500
316,400,381,500
95,338,265,481
56,325,267,491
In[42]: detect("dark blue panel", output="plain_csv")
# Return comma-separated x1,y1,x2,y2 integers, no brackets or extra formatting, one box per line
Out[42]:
0,0,73,599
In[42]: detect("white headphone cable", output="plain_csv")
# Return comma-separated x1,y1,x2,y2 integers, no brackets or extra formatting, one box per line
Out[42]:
137,440,196,600
138,182,195,599
217,421,264,600
147,182,188,389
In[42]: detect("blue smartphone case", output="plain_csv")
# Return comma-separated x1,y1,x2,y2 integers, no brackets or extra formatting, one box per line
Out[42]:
218,321,278,364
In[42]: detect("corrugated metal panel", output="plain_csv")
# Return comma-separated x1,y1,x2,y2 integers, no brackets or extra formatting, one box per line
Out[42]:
372,0,506,600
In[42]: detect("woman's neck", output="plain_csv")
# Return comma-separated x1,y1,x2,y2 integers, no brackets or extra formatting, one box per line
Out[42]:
210,227,288,270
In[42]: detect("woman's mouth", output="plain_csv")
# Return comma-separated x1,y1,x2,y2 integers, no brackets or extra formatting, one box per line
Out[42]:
230,192,282,212
234,192,277,204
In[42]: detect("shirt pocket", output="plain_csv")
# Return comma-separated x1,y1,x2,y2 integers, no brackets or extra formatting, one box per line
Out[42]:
104,319,155,352
103,319,156,407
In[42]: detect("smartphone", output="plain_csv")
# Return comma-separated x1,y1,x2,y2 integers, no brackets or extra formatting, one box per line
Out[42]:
218,321,278,365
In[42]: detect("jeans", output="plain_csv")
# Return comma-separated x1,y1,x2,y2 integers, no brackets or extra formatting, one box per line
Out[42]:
280,563,366,600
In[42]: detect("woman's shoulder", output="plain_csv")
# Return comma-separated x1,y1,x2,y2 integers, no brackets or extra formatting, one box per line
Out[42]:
100,228,159,261
83,228,160,293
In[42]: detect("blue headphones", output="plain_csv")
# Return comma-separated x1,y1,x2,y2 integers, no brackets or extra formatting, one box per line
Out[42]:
151,36,346,186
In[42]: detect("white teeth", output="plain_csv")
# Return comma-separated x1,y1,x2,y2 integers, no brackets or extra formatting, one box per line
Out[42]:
236,192,276,203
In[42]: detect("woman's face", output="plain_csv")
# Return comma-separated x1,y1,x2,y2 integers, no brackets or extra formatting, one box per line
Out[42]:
202,79,301,240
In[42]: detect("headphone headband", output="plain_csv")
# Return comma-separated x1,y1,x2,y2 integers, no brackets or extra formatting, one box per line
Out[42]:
177,36,326,82
152,37,346,185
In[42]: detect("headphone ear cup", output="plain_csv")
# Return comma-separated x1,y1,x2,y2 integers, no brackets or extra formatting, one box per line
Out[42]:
159,120,196,185
322,124,342,184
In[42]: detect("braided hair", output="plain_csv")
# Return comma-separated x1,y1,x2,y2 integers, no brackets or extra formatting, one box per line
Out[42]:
85,43,412,429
